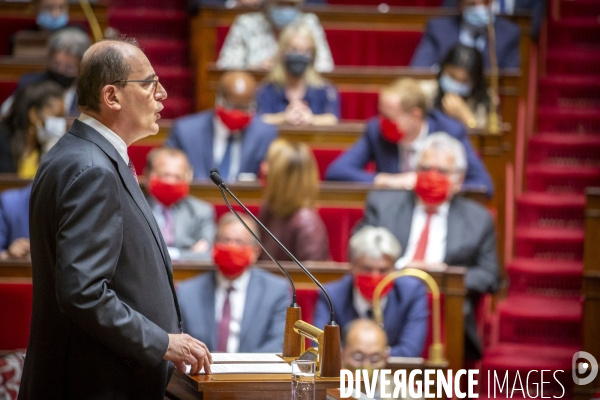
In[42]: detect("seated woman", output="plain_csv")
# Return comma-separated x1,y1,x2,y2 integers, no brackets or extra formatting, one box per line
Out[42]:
257,23,340,126
258,139,330,261
0,81,66,178
434,44,490,129
216,0,333,72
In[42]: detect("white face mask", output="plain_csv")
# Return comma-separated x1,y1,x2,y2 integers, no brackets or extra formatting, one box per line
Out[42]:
36,116,66,145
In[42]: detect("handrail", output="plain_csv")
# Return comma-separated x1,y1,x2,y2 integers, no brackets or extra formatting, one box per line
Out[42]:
78,0,103,42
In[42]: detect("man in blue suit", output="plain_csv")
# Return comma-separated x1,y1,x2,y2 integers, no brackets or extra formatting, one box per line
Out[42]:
325,78,493,197
410,0,521,69
177,212,290,353
0,185,32,260
313,226,429,358
165,71,278,182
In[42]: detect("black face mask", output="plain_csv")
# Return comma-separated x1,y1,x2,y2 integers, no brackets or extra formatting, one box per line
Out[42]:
46,69,76,89
284,53,312,77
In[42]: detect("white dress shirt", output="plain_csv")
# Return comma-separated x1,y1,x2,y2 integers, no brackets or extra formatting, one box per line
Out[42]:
213,116,242,182
215,269,252,353
398,121,429,173
459,25,487,53
396,201,450,269
353,288,387,319
78,113,129,164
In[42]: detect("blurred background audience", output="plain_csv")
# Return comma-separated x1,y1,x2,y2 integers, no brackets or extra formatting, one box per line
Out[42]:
216,0,333,72
258,139,330,261
0,81,65,178
0,185,32,261
257,23,340,126
166,71,277,182
314,226,428,357
144,148,216,261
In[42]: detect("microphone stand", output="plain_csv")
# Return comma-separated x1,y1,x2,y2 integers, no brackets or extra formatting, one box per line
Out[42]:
210,170,341,376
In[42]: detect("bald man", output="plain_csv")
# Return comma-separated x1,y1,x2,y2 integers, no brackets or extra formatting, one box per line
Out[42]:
20,38,211,399
166,71,278,182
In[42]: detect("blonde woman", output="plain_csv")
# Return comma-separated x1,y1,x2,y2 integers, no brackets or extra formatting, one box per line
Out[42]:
257,23,340,126
258,139,331,261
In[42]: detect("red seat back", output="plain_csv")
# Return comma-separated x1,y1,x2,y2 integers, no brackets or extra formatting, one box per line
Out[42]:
0,81,18,105
0,282,33,350
317,207,363,262
339,91,379,120
214,204,260,220
127,144,154,176
310,148,344,180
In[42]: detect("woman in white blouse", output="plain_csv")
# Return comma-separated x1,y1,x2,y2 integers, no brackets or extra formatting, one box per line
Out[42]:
216,0,334,73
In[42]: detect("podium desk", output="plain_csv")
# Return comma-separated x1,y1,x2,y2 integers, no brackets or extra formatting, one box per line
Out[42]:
166,369,340,400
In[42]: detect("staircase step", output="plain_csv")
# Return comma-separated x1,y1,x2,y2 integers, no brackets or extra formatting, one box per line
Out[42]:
497,295,582,345
160,97,193,120
546,49,600,76
526,163,600,193
538,76,600,108
538,107,600,133
507,258,583,297
557,0,600,18
516,192,585,229
108,8,188,40
548,18,600,49
481,343,577,397
528,134,600,167
138,39,187,67
154,66,193,99
514,226,584,260
110,0,187,9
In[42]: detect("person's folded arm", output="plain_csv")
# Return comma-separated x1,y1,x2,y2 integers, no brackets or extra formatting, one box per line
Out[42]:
56,166,169,369
325,136,377,182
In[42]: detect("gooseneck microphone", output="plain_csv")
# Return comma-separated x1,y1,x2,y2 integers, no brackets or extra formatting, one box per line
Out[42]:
209,168,297,306
209,168,337,325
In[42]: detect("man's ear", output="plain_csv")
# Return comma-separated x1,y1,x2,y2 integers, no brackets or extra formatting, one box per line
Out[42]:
411,107,424,121
101,85,122,111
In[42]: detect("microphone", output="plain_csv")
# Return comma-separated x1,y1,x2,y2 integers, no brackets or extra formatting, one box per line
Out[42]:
209,167,297,306
209,168,336,326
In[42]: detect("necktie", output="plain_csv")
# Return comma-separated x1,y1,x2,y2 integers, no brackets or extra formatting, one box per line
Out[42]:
127,160,138,183
218,136,235,182
217,286,234,352
162,207,174,246
412,211,435,261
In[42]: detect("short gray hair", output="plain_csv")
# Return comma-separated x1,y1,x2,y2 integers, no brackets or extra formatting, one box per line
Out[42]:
48,28,91,60
349,226,402,263
417,132,467,173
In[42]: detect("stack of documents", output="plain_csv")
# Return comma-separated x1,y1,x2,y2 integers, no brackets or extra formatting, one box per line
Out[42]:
186,353,292,375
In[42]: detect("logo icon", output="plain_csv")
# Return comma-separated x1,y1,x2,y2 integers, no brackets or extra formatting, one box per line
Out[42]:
572,351,598,385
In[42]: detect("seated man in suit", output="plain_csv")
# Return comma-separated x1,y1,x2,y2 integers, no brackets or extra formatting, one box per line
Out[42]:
177,212,290,352
144,147,216,261
165,71,278,182
410,0,521,69
314,226,428,357
0,185,32,260
362,132,500,360
1,27,91,116
325,78,493,197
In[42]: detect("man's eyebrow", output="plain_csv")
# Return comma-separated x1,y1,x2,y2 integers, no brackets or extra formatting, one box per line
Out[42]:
143,73,157,80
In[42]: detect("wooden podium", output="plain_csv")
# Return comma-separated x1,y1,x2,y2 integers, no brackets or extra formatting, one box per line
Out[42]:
166,369,340,400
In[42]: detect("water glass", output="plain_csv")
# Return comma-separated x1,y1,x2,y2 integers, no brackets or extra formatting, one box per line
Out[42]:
291,360,316,400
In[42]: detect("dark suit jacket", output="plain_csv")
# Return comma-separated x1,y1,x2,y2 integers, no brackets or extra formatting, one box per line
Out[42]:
165,110,278,180
410,16,521,69
19,120,182,400
18,72,79,114
0,185,31,251
361,189,500,359
313,274,429,357
177,268,290,353
325,110,494,196
0,123,17,173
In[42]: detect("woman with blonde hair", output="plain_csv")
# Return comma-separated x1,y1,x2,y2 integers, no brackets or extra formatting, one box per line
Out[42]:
257,23,340,126
258,139,331,261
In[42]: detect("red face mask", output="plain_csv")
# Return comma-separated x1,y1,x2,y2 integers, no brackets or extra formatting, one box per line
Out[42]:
354,273,394,302
216,106,253,131
379,116,405,144
149,177,190,207
212,242,254,279
414,170,451,206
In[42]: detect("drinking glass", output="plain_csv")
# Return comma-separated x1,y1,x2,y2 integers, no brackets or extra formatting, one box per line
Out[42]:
291,360,316,400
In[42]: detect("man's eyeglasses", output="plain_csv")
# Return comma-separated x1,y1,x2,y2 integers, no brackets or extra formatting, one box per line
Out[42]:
416,165,455,177
112,78,160,95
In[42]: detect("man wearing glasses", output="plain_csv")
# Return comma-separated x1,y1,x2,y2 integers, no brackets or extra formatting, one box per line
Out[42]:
360,132,500,362
166,71,278,182
20,38,211,399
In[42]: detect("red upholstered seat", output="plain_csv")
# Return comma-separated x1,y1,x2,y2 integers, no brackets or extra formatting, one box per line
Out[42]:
311,148,343,180
296,287,320,325
108,8,188,40
0,81,18,105
339,91,379,120
318,207,363,262
0,16,35,56
127,144,154,176
0,282,32,351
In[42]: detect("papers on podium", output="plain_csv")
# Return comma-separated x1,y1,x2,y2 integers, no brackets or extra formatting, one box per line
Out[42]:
185,353,291,375
210,353,285,364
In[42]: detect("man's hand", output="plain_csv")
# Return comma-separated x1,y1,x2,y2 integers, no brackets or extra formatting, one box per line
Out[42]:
373,172,417,189
164,334,212,375
0,238,31,260
191,239,209,253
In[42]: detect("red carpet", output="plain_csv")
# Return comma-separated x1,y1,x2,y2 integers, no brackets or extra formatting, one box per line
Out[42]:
481,0,600,396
